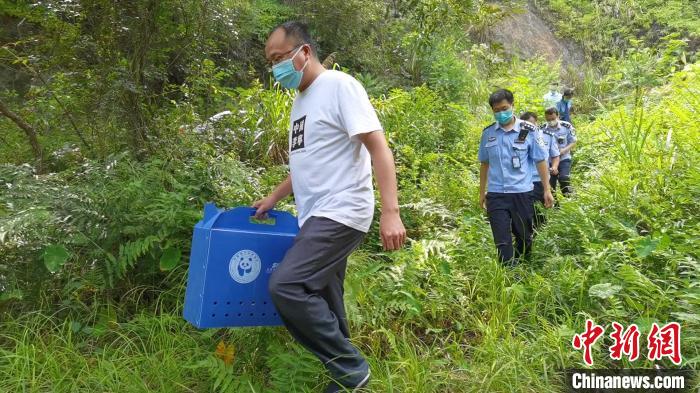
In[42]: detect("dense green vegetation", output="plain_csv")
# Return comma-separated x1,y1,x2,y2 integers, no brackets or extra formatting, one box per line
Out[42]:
534,0,700,60
1,0,698,392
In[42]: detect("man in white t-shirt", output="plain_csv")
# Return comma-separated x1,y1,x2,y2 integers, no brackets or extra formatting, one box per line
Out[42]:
253,21,406,392
543,82,562,110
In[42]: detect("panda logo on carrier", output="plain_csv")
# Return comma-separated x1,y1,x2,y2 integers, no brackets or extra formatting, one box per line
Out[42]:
229,249,261,284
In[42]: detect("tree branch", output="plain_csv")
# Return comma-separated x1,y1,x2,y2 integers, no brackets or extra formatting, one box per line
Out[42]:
0,98,44,172
2,46,95,155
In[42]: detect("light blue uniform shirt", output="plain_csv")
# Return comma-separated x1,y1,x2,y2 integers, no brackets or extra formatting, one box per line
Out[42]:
531,127,560,182
542,120,576,161
556,100,573,123
478,119,547,193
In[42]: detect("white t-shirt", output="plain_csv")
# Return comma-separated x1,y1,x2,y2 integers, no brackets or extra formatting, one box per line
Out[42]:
288,70,382,233
543,91,562,109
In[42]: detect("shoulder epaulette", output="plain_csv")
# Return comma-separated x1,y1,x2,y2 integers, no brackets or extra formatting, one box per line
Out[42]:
482,122,496,132
560,121,573,129
542,128,554,136
518,121,536,141
520,121,537,132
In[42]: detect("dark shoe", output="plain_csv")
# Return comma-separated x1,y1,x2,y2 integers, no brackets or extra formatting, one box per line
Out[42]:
324,369,370,392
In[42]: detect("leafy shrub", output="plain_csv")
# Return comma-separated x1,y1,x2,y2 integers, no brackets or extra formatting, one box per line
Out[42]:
0,145,261,308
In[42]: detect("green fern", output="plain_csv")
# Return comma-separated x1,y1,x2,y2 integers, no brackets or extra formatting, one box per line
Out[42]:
116,235,161,274
266,342,323,392
186,356,260,393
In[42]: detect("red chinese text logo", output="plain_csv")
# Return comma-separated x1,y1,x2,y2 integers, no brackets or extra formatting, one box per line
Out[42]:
647,322,681,365
572,319,605,366
572,320,682,366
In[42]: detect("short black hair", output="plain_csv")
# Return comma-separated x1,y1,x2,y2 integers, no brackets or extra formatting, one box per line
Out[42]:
488,89,514,108
545,107,559,116
520,111,538,122
563,88,574,97
272,21,319,56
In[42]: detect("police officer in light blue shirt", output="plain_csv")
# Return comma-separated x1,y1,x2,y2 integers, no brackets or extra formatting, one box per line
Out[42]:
556,88,574,123
543,106,577,196
478,89,554,265
520,112,560,230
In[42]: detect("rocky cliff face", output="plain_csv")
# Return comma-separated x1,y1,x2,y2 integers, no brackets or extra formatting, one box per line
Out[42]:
484,3,586,72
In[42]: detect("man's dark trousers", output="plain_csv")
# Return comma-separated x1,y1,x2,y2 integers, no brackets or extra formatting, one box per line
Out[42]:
486,192,534,264
268,216,368,387
550,159,573,195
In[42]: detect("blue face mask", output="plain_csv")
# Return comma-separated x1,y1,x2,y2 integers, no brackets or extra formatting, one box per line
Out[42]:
272,46,308,90
494,108,514,125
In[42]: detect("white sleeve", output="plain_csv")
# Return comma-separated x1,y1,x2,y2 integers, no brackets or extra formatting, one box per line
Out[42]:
336,76,383,137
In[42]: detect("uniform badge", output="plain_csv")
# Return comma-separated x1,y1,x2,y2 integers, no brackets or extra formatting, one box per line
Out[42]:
488,136,496,142
512,156,521,169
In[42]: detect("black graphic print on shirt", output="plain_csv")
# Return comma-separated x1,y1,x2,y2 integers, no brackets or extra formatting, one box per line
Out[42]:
291,115,306,152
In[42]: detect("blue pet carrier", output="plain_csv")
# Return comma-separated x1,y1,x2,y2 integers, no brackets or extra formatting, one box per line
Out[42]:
183,203,299,328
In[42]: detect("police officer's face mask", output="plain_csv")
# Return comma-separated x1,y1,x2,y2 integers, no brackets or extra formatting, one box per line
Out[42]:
494,107,514,125
548,119,559,127
272,45,309,90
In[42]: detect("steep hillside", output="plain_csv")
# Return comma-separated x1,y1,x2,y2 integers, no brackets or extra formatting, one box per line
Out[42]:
485,4,586,71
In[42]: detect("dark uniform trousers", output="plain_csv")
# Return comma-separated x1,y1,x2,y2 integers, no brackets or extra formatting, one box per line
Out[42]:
550,158,573,196
486,192,534,265
531,181,546,230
